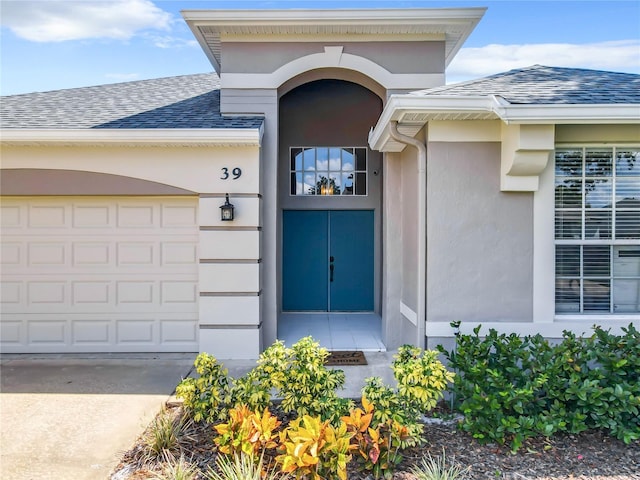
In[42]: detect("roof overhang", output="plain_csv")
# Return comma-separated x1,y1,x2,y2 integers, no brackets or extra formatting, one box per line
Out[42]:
181,8,486,73
0,127,264,148
369,94,640,152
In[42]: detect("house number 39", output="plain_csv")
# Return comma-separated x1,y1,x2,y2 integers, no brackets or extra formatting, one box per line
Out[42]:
220,167,242,180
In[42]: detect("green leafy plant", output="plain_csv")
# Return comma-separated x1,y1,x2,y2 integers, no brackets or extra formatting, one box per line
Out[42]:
546,324,640,443
409,449,469,480
175,353,231,423
439,323,640,450
256,337,352,422
343,395,415,479
276,414,353,480
229,368,273,413
393,345,455,416
206,453,288,480
214,405,281,459
439,326,565,450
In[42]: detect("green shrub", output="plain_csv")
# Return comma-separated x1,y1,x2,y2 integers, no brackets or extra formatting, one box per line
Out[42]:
546,324,640,443
276,414,353,480
357,346,454,478
175,353,230,423
256,337,352,422
343,395,419,480
214,405,281,459
393,345,455,416
176,338,352,426
228,368,273,413
439,323,640,450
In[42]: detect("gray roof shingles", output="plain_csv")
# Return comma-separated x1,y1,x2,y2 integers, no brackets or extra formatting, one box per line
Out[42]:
411,65,640,105
0,72,263,129
2,66,638,131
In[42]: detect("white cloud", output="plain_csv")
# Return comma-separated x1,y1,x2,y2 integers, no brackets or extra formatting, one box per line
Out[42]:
0,0,172,42
143,34,199,49
447,40,640,83
105,73,141,81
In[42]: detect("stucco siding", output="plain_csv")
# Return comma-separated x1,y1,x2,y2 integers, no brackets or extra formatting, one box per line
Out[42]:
0,145,261,195
426,142,534,324
400,144,419,313
222,41,445,75
555,124,640,143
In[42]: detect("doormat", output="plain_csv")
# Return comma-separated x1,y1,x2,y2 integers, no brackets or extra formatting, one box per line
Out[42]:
325,351,367,366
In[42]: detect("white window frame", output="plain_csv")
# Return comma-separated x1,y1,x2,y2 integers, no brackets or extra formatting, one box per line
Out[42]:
289,146,368,197
542,144,640,323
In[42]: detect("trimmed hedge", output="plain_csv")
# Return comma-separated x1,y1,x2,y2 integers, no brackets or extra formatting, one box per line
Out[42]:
438,324,640,451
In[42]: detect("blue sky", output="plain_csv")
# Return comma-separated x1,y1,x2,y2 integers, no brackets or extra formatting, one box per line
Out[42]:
1,0,639,96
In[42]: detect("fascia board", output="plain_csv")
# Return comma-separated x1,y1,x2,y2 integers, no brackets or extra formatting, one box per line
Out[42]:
496,104,640,124
182,8,487,25
369,95,492,150
0,128,263,147
370,96,640,151
183,8,485,69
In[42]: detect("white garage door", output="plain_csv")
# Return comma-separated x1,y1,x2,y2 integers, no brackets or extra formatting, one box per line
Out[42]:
0,197,199,353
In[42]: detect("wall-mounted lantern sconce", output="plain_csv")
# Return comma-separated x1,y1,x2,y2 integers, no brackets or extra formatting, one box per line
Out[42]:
220,193,235,221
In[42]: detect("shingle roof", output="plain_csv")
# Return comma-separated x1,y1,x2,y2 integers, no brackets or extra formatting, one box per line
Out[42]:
0,72,263,129
411,65,640,105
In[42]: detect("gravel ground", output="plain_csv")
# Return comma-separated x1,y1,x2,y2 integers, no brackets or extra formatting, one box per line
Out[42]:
112,405,640,480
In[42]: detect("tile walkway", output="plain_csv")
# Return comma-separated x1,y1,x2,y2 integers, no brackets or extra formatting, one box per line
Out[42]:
278,313,385,351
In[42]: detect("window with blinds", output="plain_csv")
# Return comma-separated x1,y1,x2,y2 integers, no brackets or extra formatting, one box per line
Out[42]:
555,147,640,314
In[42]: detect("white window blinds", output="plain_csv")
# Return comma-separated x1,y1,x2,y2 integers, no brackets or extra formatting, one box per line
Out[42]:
555,147,640,314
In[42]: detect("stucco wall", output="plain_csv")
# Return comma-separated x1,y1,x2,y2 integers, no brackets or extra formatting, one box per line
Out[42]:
0,145,260,195
222,41,445,74
0,143,265,358
426,141,534,324
381,134,424,349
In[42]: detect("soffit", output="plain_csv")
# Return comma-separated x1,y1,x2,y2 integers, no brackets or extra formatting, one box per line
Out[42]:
182,8,486,72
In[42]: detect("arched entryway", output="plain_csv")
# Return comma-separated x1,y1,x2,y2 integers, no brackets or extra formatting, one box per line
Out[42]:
277,77,385,350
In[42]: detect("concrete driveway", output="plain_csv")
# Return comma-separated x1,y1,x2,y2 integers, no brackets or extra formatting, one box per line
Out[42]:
0,354,195,480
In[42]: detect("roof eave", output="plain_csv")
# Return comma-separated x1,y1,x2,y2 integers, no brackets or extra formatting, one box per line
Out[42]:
0,127,264,147
369,96,640,152
182,8,486,72
497,104,640,125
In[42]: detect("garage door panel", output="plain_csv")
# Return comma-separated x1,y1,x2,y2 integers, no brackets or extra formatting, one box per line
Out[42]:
0,197,198,353
0,313,199,353
1,278,198,313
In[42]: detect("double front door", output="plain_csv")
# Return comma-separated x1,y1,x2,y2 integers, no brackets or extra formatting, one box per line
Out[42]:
283,210,374,311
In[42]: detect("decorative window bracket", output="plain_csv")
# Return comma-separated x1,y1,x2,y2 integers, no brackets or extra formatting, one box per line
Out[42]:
500,123,555,191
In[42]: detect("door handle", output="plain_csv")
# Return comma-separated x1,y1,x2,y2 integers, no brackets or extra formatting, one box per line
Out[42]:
329,256,334,282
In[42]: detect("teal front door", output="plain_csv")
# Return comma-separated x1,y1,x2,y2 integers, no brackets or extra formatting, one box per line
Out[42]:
283,210,374,311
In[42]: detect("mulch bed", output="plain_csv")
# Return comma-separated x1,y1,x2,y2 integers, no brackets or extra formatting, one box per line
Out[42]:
111,403,640,480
